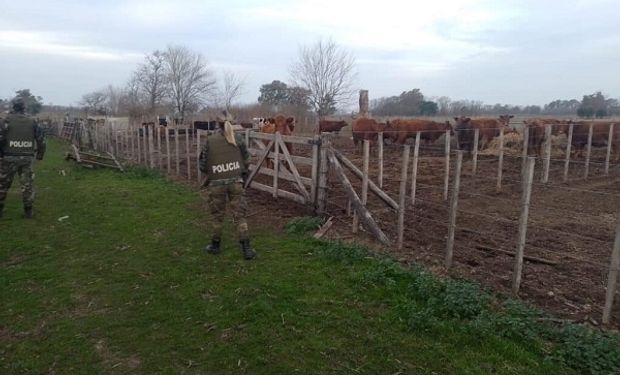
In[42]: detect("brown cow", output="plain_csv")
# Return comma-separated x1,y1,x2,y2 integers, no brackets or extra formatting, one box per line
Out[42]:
523,118,572,155
570,120,620,157
319,119,348,133
260,114,295,167
454,115,513,152
384,119,451,145
352,118,387,148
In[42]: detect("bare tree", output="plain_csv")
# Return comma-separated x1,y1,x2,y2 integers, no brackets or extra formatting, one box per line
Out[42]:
218,70,246,110
80,90,108,115
122,75,145,117
163,45,216,121
290,39,357,117
135,50,167,113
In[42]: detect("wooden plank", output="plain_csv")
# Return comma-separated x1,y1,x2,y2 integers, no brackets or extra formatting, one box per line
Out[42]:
445,151,463,268
378,132,384,188
157,126,162,169
273,133,280,198
521,125,529,175
136,128,142,164
250,131,314,145
277,136,310,200
584,123,593,179
174,127,180,176
244,139,275,188
317,134,330,214
497,128,504,191
249,181,305,205
165,126,171,173
196,130,201,183
410,132,421,205
310,135,320,205
328,149,390,246
106,151,125,172
542,125,552,183
248,148,314,166
148,126,155,168
444,129,451,201
513,157,535,295
475,245,557,265
397,145,411,250
248,164,312,186
71,144,81,163
563,122,573,182
185,130,191,180
353,140,370,233
605,123,614,175
603,213,620,325
472,128,479,174
333,148,398,211
314,217,334,239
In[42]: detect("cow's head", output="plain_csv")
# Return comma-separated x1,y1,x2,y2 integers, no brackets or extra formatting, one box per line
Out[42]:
498,114,514,127
286,116,296,132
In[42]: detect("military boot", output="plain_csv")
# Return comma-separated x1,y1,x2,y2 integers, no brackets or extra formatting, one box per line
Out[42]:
239,239,256,260
205,239,221,254
23,206,33,219
0,204,4,218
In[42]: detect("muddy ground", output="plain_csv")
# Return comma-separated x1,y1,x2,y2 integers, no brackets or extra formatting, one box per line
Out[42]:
123,131,620,328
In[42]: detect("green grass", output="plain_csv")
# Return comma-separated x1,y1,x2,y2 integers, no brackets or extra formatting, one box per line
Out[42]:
0,139,615,374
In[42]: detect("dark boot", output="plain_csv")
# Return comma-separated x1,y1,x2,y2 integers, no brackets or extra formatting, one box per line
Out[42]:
240,239,256,260
23,206,33,219
205,239,221,254
0,204,3,218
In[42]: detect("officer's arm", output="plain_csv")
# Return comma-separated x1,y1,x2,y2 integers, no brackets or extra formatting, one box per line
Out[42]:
198,141,209,173
0,120,7,157
236,134,250,166
34,122,46,160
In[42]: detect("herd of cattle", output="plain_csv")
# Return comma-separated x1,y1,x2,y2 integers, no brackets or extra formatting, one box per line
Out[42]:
141,114,619,157
334,116,620,156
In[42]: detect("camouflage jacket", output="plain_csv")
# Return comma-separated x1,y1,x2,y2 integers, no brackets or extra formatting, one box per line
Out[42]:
199,132,249,186
0,115,46,159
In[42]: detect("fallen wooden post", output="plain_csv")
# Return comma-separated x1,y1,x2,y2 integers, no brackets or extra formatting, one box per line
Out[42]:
314,217,334,239
475,245,557,266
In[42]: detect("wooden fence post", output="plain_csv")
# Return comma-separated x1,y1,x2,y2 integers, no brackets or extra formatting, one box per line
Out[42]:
143,126,149,166
353,140,371,233
564,122,574,182
165,127,171,173
136,128,142,164
605,123,614,175
397,145,411,250
410,131,421,206
445,150,463,268
542,124,552,183
603,214,620,325
273,132,280,198
444,129,451,201
175,127,180,176
186,128,191,180
157,126,162,169
148,126,155,168
196,130,201,183
512,157,535,295
472,128,479,174
317,133,330,214
311,134,320,205
521,125,529,175
378,132,384,188
497,128,504,191
584,123,593,179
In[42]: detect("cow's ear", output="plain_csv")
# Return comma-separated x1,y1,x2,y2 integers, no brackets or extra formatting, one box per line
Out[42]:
509,115,514,119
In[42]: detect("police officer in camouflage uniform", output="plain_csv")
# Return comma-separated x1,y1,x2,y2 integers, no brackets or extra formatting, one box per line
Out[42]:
199,110,256,260
0,98,46,219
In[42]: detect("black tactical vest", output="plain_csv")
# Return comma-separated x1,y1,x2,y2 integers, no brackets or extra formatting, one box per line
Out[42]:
205,133,245,183
2,114,36,156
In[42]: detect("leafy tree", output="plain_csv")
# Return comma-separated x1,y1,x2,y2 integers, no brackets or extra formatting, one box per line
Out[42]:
578,91,608,118
12,89,43,115
286,86,311,110
420,101,438,116
258,80,290,106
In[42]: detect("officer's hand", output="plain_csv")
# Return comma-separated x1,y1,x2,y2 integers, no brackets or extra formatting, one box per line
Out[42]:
36,154,44,161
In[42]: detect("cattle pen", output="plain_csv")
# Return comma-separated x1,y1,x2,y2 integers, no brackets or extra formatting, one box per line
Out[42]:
57,118,620,328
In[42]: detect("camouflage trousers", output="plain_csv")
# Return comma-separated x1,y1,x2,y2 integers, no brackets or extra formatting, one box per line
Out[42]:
206,182,249,241
0,156,35,208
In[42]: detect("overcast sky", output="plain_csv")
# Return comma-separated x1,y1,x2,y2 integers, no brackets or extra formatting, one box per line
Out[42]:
1,0,619,107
